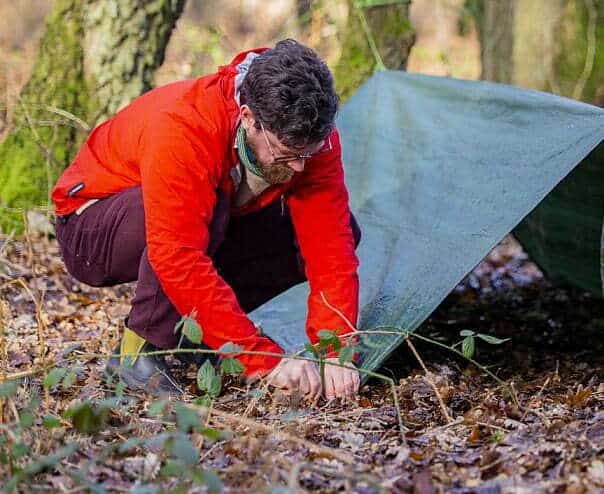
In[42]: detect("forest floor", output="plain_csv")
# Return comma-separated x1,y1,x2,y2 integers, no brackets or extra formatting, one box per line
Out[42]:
0,232,603,493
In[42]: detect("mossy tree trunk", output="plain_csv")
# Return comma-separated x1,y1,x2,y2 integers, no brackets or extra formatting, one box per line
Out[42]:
334,0,415,101
471,0,604,105
0,0,186,231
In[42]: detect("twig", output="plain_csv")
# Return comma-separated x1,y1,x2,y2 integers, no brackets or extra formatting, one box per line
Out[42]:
17,278,46,357
573,0,598,100
209,407,353,464
288,461,384,492
319,291,358,334
520,376,550,421
405,338,453,424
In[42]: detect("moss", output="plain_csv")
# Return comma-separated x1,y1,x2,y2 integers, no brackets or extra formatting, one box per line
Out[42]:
334,1,415,101
0,0,92,232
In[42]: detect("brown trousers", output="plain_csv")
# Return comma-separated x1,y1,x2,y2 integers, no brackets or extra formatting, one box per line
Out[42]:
55,186,361,349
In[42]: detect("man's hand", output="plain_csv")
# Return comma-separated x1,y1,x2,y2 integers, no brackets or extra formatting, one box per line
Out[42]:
323,358,360,400
266,358,321,399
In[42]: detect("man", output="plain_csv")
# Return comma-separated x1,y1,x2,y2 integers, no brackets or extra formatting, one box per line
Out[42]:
52,39,361,400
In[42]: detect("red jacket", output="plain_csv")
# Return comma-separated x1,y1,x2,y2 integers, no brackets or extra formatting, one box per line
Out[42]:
52,48,359,377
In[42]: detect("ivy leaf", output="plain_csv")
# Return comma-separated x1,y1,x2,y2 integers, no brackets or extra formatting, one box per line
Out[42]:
462,336,475,359
118,437,145,453
304,343,318,357
19,410,35,428
192,469,223,493
11,442,29,459
197,360,215,392
64,402,108,434
43,368,67,389
317,330,341,352
147,400,168,417
169,435,199,466
194,395,212,408
338,345,356,365
183,317,202,344
199,427,226,442
42,415,62,429
218,342,243,355
208,375,222,399
160,459,185,477
0,380,18,398
220,357,245,376
62,370,77,390
477,334,510,345
174,403,200,433
460,329,475,337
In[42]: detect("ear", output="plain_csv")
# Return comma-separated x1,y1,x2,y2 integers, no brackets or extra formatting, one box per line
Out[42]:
240,105,255,131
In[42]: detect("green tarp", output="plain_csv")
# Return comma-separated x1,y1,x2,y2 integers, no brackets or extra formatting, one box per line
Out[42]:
251,70,604,374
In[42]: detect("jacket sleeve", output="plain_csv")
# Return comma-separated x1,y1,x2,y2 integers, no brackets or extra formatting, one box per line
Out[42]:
139,111,283,377
286,129,360,349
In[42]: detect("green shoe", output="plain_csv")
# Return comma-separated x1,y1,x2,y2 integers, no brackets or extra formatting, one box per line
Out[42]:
105,328,184,396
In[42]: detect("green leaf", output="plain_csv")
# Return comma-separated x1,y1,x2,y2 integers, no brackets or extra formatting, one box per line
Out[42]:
208,375,222,399
174,403,200,433
317,329,336,340
197,360,216,393
462,336,475,359
460,329,475,337
477,334,510,345
199,427,225,442
169,435,199,466
19,411,34,428
178,315,202,344
64,402,108,434
118,437,145,453
11,442,29,459
192,469,223,493
304,343,318,357
317,329,341,352
147,400,168,417
44,368,67,389
194,395,212,408
338,345,356,365
62,370,77,390
0,380,18,397
160,459,185,477
43,415,62,429
218,342,243,355
220,357,245,376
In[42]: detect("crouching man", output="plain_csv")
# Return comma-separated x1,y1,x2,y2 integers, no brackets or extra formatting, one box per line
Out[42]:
52,39,361,400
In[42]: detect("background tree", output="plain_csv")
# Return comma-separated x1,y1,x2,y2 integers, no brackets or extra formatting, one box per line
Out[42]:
334,0,416,100
0,0,187,231
469,0,603,104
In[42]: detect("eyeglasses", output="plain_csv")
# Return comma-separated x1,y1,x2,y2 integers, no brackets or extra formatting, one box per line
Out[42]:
259,121,333,165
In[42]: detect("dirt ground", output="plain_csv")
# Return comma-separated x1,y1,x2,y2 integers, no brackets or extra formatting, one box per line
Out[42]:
1,232,603,493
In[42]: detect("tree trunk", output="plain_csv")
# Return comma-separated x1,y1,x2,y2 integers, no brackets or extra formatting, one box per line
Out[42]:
0,0,186,232
334,0,415,101
472,0,604,104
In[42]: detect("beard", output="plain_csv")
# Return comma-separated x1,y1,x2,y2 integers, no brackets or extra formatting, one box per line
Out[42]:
258,161,296,184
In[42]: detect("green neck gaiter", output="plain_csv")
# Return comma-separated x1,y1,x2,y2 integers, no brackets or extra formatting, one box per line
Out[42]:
236,124,264,179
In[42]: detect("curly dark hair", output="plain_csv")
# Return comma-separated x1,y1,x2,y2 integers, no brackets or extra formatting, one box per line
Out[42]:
239,39,339,148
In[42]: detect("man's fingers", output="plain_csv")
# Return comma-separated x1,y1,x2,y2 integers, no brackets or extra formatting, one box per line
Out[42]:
324,371,336,400
305,365,321,400
298,367,311,395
